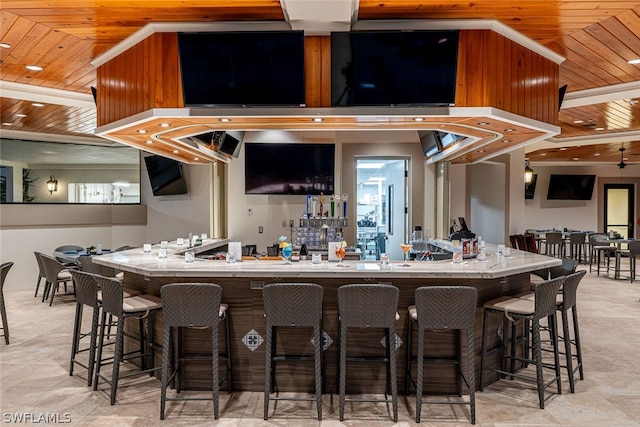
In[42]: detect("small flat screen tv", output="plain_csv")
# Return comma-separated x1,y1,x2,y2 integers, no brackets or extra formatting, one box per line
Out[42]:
178,31,306,106
331,30,459,106
546,174,596,200
245,143,335,195
144,155,188,196
525,174,537,199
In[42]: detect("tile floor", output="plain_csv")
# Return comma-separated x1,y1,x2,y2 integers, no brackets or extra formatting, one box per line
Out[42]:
1,266,639,426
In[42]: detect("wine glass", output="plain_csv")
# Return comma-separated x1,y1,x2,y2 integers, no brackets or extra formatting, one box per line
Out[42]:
335,244,347,267
400,243,412,267
281,244,293,265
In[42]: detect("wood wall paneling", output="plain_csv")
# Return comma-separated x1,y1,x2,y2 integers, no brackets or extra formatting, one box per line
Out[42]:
97,30,559,127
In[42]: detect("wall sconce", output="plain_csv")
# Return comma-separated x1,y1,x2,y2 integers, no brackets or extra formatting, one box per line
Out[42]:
524,160,534,183
46,176,58,194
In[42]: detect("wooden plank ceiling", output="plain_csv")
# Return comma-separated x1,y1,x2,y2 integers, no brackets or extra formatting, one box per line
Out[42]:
2,1,640,165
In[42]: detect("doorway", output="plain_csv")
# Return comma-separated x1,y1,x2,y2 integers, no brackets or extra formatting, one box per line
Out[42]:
355,157,409,261
604,183,635,239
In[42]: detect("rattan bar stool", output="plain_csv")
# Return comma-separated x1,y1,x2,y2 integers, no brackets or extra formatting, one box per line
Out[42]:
40,253,74,306
160,283,230,420
544,232,565,258
93,276,162,405
68,270,101,386
568,232,588,264
262,282,323,421
521,270,587,393
0,262,14,345
406,286,478,424
337,283,399,422
480,277,564,409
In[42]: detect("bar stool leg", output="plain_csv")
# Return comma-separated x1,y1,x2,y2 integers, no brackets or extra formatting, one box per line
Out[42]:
313,323,323,421
415,323,425,422
405,317,413,395
573,307,584,380
561,308,575,393
338,321,347,421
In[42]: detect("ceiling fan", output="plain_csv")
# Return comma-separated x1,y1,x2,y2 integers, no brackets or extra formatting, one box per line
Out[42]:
618,144,627,169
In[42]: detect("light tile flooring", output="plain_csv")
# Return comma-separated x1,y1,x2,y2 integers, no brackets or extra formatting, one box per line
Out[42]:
1,266,639,426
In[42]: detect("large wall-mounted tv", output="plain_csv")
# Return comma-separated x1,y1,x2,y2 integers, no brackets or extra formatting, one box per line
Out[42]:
546,174,596,200
178,31,306,107
331,30,459,106
245,143,335,195
144,155,188,196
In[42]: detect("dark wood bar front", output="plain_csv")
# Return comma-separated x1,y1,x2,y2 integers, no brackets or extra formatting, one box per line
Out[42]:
95,242,560,394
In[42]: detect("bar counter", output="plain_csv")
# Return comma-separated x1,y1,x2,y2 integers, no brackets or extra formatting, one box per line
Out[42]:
93,242,561,394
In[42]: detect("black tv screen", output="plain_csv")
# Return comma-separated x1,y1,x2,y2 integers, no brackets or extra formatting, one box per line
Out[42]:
144,155,188,196
331,30,459,106
178,31,306,106
525,174,537,199
245,143,335,195
546,174,596,200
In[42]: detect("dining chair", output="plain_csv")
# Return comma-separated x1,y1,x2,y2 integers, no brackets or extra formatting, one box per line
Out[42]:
34,251,48,298
0,262,14,345
40,253,74,306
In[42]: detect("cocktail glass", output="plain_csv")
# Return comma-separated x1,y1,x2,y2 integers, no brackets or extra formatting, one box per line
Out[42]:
400,243,412,266
335,245,347,267
282,244,293,265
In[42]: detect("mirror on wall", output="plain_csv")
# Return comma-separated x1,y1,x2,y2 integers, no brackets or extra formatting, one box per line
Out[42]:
0,138,141,204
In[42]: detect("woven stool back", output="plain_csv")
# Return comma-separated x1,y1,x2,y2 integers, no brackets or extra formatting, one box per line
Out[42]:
338,283,398,328
70,270,100,308
534,277,565,319
160,283,222,328
263,283,323,327
415,286,477,330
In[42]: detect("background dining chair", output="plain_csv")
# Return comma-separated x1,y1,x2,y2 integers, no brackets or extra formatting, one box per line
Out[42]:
40,253,74,306
0,262,14,345
54,245,84,268
33,251,47,298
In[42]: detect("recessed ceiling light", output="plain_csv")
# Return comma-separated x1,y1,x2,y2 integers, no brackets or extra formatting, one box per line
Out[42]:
25,65,43,71
477,149,485,153
560,147,567,151
477,121,489,126
312,117,324,122
137,129,147,134
2,122,13,126
0,43,11,49
194,157,200,161
573,120,583,124
159,123,170,127
145,140,153,144
220,118,230,122
540,153,547,156
32,103,44,107
501,139,511,143
595,127,605,131
16,113,26,118
172,150,179,154
573,157,579,161
504,128,515,132
594,153,600,156
628,58,640,65
413,117,424,122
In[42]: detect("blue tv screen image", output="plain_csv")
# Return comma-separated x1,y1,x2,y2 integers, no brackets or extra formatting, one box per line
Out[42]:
331,30,459,106
178,31,306,106
244,143,335,195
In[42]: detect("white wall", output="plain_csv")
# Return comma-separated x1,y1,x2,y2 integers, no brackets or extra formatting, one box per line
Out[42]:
142,155,213,243
470,162,507,244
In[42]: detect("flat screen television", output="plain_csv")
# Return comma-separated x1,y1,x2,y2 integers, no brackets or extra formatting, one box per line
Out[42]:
331,30,459,106
144,155,188,196
525,174,537,199
546,174,596,200
178,31,306,106
245,143,335,195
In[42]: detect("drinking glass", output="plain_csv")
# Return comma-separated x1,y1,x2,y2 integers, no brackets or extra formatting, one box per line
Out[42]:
281,244,293,265
400,243,412,267
335,244,347,267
